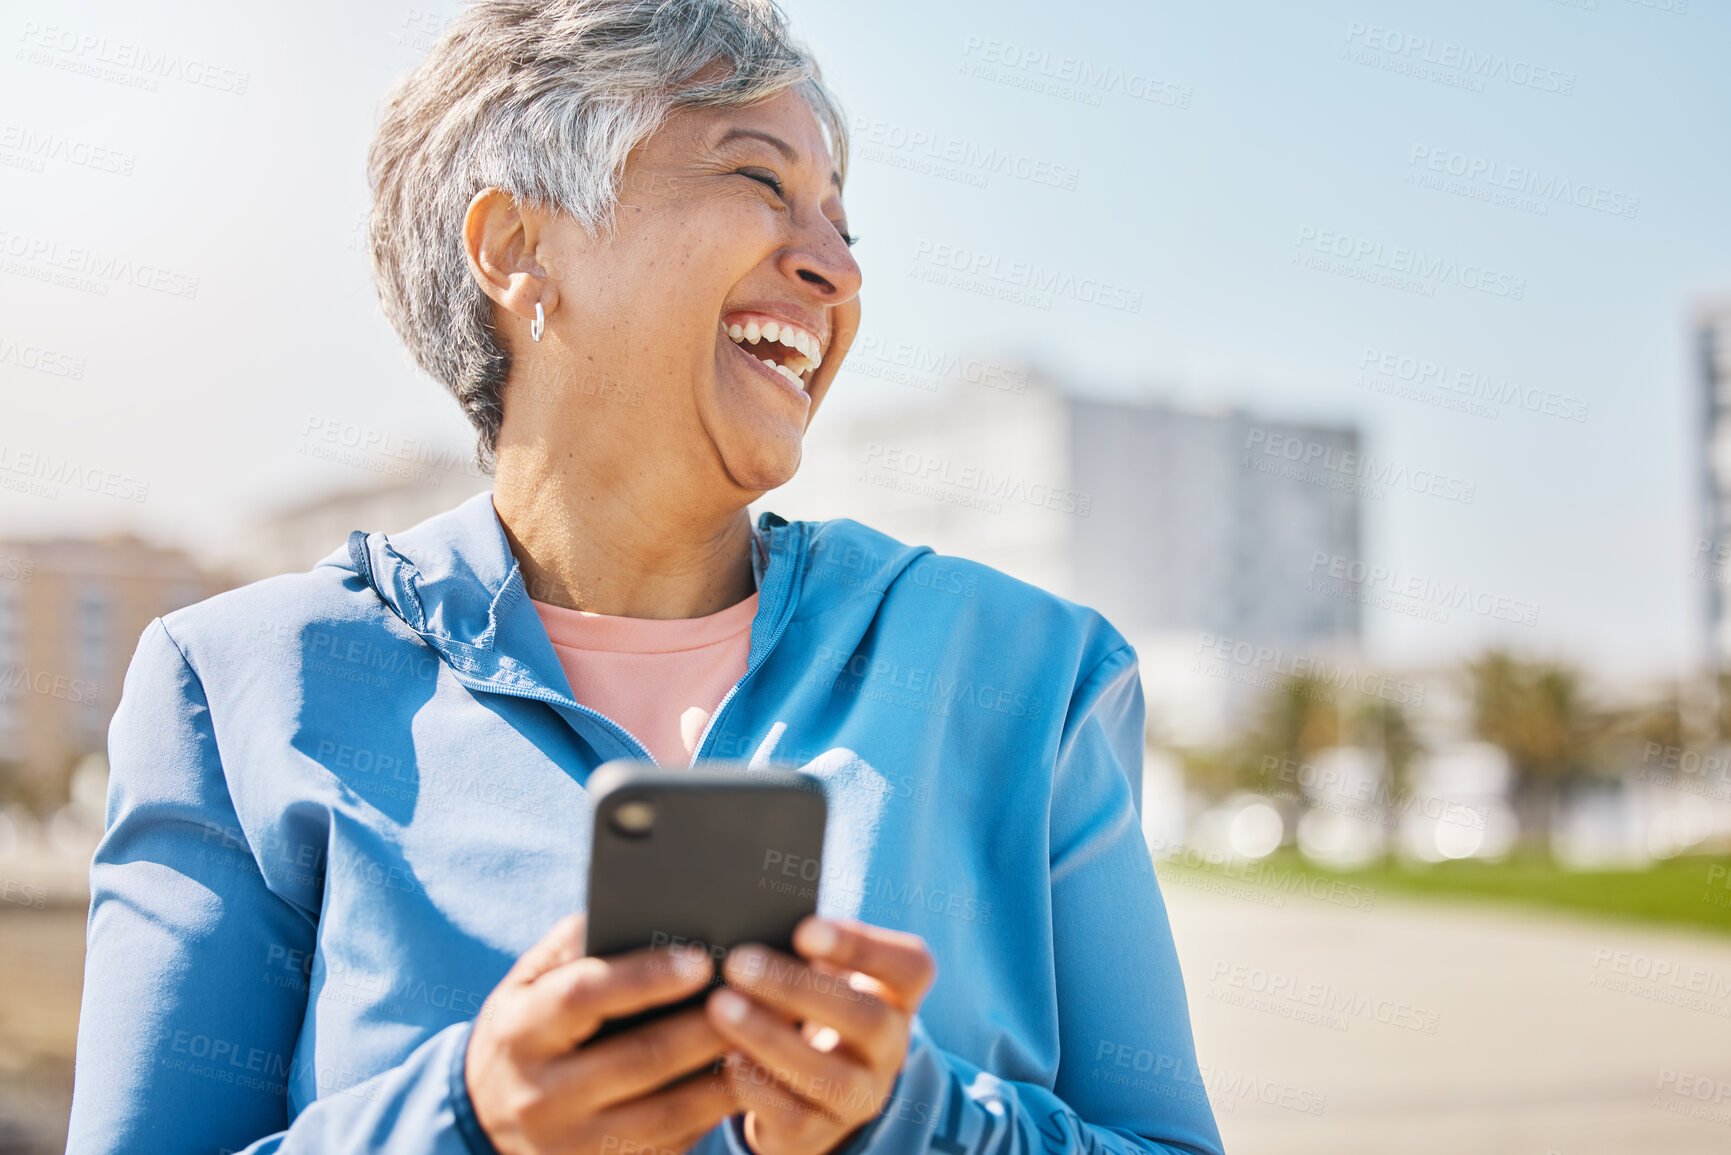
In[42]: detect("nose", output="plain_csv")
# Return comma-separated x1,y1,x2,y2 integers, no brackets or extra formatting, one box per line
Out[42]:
778,217,862,304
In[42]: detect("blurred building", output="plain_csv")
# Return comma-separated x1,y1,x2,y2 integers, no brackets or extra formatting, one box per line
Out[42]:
1698,300,1731,673
0,537,232,811
760,374,1363,745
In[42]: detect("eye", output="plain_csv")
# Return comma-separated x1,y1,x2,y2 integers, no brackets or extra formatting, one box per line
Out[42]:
739,167,857,247
739,168,785,198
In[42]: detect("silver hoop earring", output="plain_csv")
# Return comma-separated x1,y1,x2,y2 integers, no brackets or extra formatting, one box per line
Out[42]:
531,302,545,342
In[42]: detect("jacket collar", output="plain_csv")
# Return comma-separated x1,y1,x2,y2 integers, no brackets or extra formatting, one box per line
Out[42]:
323,490,805,705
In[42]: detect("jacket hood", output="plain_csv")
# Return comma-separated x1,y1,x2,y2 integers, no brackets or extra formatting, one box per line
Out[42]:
328,490,521,649
308,491,905,710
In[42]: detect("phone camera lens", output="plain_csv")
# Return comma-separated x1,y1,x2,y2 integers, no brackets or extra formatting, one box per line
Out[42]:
611,800,656,837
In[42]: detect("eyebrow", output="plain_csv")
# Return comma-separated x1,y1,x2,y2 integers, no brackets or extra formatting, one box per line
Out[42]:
716,127,843,192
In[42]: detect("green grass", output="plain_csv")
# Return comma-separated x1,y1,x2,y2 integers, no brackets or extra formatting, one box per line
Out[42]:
1159,848,1731,936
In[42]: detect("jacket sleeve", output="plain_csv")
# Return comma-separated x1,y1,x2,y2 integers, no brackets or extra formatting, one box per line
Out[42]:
816,644,1225,1155
64,617,501,1155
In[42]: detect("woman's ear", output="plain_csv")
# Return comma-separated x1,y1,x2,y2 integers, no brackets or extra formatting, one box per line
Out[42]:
463,186,558,337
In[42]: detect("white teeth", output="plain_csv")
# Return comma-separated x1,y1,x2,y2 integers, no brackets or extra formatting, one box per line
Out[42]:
725,317,823,379
757,355,802,387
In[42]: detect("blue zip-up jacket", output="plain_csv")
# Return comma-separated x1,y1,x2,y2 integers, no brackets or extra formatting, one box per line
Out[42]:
66,490,1223,1155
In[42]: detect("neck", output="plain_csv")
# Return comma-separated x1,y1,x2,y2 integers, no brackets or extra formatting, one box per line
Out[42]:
490,438,757,621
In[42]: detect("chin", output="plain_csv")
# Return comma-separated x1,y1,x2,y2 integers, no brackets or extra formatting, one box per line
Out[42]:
723,429,804,493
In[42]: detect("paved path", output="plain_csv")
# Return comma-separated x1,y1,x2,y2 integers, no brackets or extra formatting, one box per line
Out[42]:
7,882,1731,1153
0,906,83,1155
1156,865,1731,1154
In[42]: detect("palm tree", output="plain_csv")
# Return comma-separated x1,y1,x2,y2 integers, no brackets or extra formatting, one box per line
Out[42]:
1239,673,1341,827
1466,651,1599,850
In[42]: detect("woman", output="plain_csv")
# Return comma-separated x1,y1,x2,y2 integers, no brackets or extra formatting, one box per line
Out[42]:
66,2,1223,1153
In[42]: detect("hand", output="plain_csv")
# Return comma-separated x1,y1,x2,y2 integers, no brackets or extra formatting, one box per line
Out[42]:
465,913,738,1155
706,917,937,1155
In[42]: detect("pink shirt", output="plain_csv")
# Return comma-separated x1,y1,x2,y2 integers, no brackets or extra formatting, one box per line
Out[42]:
530,591,758,768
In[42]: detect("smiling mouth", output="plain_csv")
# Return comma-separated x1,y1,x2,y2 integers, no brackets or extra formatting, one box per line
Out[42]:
723,316,822,392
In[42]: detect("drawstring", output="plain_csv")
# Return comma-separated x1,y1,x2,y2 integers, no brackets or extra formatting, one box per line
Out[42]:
347,530,375,590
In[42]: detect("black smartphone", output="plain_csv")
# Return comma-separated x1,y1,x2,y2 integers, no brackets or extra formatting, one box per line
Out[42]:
582,760,828,1041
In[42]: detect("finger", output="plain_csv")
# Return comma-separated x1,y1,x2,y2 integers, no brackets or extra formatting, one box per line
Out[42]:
518,945,713,1055
545,1008,730,1117
722,947,894,1066
725,1053,853,1153
586,1068,740,1154
505,912,587,987
794,917,937,1010
707,988,873,1122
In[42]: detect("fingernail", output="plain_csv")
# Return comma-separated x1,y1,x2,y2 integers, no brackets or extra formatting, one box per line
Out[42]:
800,919,838,956
714,988,749,1024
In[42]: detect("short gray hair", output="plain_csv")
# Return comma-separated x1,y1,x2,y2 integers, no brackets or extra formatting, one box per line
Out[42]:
366,0,849,472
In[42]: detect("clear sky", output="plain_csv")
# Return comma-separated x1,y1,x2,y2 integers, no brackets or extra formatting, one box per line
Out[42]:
1,0,1725,681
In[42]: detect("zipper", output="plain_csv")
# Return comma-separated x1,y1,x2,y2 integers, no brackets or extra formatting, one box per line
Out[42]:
437,665,663,769
688,522,803,768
